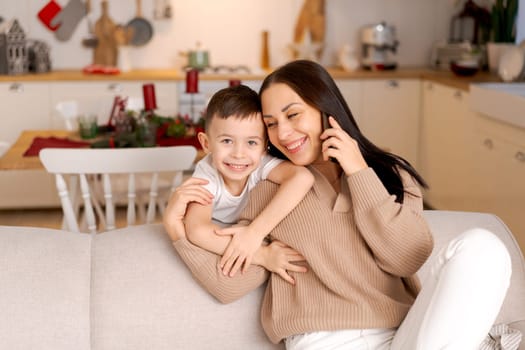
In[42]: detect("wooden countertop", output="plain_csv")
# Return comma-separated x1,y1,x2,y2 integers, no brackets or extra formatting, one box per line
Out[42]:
0,67,502,91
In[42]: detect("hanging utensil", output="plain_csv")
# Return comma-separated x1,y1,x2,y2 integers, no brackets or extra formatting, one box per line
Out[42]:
81,0,98,48
51,0,87,41
126,0,153,46
37,0,62,31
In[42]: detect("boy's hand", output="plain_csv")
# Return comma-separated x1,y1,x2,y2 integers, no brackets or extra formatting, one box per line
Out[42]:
215,226,262,277
163,177,212,241
262,241,307,285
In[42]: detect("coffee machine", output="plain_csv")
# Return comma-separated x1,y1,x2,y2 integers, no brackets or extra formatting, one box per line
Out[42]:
360,22,399,70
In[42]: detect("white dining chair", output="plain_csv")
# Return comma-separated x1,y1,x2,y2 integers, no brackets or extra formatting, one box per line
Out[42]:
0,141,10,157
40,146,197,234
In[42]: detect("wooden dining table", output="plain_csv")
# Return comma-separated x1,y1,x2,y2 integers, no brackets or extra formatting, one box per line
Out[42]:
0,129,204,171
0,130,75,170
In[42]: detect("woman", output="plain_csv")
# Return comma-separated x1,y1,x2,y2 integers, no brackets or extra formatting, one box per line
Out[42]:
163,60,511,350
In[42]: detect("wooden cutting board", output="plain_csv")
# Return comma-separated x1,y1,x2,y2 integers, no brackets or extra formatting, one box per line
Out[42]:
294,0,325,43
93,0,118,66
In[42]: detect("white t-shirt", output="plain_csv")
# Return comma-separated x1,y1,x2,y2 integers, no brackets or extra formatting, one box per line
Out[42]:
192,153,283,225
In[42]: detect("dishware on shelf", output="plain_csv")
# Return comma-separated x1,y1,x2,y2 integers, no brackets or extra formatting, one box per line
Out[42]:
497,45,525,82
450,59,479,76
78,114,98,139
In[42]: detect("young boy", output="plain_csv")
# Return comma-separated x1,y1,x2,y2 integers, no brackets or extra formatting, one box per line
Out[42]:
185,84,314,277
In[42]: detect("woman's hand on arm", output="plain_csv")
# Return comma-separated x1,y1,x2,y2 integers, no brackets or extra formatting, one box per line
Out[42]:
321,116,368,175
253,240,308,285
163,177,213,242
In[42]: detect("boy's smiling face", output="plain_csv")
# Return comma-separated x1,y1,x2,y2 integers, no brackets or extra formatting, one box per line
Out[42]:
197,113,267,194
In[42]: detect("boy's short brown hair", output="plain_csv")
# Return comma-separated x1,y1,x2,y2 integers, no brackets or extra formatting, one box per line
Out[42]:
204,85,262,132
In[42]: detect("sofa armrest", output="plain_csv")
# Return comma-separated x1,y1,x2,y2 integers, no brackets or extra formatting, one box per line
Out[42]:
421,210,525,327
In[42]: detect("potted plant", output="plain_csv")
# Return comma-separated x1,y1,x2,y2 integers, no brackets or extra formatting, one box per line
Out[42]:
491,0,518,42
487,0,518,71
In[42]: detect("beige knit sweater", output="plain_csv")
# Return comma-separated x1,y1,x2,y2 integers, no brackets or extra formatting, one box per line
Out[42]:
174,166,434,344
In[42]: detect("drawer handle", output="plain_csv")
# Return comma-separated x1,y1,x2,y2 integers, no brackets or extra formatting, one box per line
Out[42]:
387,80,399,88
483,138,493,149
108,83,122,93
454,90,462,99
515,151,525,163
9,83,24,93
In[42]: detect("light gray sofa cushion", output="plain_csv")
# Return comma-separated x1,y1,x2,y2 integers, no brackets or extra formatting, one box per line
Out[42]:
0,226,91,350
90,224,280,350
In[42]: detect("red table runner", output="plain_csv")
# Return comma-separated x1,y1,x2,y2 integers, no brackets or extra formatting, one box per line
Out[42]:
23,137,91,156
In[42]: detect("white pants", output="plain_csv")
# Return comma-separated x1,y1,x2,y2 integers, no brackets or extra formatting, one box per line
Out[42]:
285,228,512,350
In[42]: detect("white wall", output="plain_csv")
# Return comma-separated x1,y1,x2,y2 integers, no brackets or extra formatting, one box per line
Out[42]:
0,0,463,71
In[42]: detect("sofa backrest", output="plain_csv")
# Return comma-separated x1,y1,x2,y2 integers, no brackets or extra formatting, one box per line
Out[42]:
1,210,524,350
0,226,92,350
90,224,281,350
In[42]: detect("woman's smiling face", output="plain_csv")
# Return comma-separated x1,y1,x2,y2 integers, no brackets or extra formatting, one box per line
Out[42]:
261,83,323,166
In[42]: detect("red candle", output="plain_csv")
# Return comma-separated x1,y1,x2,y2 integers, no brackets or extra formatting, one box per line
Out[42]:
142,83,157,110
186,69,199,93
229,79,241,87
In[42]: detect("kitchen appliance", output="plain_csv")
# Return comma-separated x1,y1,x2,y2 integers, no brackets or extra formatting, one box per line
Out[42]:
360,22,399,70
449,0,490,44
430,40,485,70
180,42,210,71
431,41,473,69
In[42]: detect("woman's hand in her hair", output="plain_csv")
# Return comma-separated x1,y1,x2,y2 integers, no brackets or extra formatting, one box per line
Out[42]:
320,116,368,175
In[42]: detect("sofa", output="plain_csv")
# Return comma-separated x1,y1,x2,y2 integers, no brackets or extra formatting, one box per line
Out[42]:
0,210,524,350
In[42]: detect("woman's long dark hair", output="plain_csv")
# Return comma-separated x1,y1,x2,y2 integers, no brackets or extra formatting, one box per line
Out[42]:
259,60,427,203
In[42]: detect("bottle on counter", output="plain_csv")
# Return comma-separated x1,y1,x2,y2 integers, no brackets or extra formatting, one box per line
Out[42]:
261,31,270,70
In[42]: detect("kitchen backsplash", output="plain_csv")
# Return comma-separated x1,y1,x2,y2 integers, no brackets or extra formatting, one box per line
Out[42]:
1,0,474,71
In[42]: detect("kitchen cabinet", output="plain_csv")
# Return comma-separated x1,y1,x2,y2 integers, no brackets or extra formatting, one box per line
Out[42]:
335,80,363,124
469,113,525,250
49,81,179,128
0,82,51,144
0,82,58,209
419,81,477,210
360,79,421,169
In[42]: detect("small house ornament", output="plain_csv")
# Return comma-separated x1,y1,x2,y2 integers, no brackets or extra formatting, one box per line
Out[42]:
27,40,52,73
0,18,28,75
